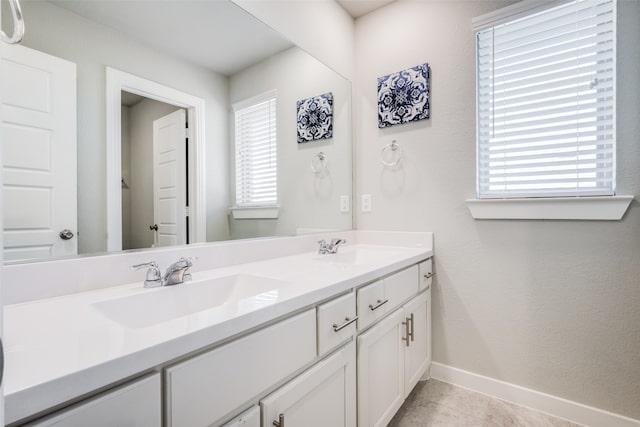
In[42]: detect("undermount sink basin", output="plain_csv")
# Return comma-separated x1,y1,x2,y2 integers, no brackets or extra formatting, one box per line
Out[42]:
93,274,288,328
312,246,401,266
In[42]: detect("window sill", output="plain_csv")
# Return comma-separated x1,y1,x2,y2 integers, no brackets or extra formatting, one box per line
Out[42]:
230,206,279,220
466,196,634,220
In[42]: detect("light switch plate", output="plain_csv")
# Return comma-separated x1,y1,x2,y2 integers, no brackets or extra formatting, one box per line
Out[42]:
340,195,350,213
362,194,372,212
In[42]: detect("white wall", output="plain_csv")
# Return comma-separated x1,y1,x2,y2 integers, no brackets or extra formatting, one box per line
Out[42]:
232,0,355,81
228,47,352,239
354,0,640,420
12,1,230,253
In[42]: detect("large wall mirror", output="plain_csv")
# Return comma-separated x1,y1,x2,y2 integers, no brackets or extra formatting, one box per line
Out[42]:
0,0,353,264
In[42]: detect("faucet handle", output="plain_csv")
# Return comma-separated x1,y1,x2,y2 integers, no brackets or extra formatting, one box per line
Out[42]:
131,261,162,288
131,261,157,270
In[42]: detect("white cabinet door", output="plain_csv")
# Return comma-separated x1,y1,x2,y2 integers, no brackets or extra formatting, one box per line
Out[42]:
26,374,161,427
403,291,430,397
261,342,356,427
357,309,405,427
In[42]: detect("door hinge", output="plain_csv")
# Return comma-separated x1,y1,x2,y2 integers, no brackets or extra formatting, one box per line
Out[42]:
185,127,190,139
184,206,190,217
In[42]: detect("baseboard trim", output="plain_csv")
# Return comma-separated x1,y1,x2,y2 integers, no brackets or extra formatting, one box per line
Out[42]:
430,363,640,427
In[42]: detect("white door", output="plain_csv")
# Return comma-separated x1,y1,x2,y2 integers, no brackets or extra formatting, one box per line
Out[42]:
357,309,405,427
0,43,77,262
152,109,187,247
261,342,356,427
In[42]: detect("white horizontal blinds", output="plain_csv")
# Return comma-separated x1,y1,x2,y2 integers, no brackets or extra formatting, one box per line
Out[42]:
477,0,615,198
234,91,277,207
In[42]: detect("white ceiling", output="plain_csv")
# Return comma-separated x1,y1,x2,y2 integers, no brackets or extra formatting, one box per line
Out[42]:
337,0,397,18
50,0,294,76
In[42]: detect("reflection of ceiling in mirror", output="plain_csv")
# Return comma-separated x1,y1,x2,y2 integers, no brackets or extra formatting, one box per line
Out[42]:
49,0,294,75
337,0,396,18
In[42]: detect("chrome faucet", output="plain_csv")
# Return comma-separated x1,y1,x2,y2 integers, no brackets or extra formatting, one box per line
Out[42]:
163,257,194,286
318,238,347,255
132,257,196,288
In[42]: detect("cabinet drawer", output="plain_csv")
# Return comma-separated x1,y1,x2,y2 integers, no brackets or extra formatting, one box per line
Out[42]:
384,265,419,310
165,309,316,426
317,292,356,355
356,280,387,330
419,258,433,292
27,373,161,427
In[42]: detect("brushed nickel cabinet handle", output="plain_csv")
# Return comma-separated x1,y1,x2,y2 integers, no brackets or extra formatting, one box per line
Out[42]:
402,317,411,347
333,316,358,332
273,413,284,427
368,298,389,311
409,312,415,342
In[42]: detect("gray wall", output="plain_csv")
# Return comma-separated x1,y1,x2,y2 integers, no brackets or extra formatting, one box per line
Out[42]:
228,47,352,239
354,0,640,419
12,1,230,253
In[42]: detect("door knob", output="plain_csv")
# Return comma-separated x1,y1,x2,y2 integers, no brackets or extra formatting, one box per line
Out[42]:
149,224,158,231
59,229,74,240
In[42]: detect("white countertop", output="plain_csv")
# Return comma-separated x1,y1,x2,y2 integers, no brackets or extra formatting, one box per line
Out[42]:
4,239,432,424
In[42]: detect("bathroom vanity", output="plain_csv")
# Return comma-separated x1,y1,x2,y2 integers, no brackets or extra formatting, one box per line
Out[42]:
3,231,433,426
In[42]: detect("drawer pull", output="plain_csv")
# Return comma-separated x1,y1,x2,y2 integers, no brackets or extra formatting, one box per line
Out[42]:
333,316,358,332
273,413,285,427
368,299,389,311
424,272,433,279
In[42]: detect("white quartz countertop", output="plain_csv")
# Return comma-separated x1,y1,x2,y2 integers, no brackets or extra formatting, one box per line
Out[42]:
4,240,432,424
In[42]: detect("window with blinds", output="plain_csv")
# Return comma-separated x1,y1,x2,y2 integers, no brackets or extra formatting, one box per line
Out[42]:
233,90,277,207
476,0,616,199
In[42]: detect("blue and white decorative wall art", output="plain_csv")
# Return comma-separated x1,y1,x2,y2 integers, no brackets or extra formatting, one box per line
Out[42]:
297,92,333,143
377,63,430,128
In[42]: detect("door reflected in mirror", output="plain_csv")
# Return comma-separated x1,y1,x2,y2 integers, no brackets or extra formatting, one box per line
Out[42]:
1,0,352,264
120,92,189,251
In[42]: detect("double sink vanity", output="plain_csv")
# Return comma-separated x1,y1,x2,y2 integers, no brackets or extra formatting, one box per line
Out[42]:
3,231,433,426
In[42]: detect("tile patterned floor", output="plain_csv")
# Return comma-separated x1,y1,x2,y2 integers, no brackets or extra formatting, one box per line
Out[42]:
388,380,583,427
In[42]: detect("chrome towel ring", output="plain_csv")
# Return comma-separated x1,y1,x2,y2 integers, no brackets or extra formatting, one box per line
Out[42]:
1,0,25,45
311,152,328,174
380,140,402,167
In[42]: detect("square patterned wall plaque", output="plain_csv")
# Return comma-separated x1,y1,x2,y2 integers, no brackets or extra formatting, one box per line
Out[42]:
297,92,333,143
377,63,430,128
